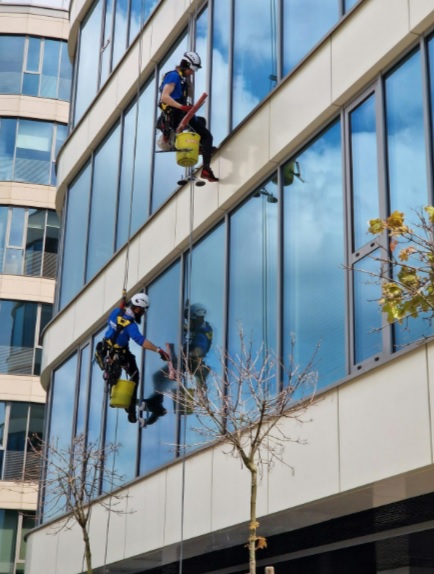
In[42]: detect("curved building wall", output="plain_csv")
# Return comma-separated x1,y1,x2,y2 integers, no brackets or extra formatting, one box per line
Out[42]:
27,0,434,573
0,4,70,573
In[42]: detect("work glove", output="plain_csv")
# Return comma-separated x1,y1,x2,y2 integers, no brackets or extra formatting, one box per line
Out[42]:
180,105,193,112
157,348,170,361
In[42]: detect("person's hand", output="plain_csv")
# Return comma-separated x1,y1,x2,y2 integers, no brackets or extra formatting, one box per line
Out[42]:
157,348,170,361
180,104,193,112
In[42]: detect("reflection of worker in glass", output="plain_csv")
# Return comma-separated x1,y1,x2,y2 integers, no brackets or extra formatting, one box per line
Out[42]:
143,303,213,426
183,302,213,387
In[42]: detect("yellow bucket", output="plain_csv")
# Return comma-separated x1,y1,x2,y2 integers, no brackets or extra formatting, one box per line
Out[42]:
175,132,201,167
110,379,135,409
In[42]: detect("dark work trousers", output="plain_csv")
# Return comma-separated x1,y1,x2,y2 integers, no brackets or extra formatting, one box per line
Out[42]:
170,108,214,167
118,349,139,413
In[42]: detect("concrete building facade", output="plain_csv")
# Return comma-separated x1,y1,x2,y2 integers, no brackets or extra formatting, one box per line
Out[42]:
0,3,70,572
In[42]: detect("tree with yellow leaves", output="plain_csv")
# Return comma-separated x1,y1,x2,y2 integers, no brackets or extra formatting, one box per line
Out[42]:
368,207,434,324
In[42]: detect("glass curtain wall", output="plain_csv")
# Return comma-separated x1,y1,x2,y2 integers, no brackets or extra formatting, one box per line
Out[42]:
73,0,160,125
0,207,59,278
0,118,66,186
0,36,72,100
0,301,51,376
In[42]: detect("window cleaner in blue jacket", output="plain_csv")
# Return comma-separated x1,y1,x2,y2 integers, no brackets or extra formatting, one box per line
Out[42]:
95,293,169,423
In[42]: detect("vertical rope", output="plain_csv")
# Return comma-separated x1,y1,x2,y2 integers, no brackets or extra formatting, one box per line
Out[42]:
102,407,120,574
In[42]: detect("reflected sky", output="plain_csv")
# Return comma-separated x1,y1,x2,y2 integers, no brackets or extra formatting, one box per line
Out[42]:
283,121,345,388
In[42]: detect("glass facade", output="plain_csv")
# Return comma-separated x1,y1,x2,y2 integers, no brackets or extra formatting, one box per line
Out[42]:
0,36,72,101
0,402,44,481
73,0,160,125
49,30,434,506
62,0,364,306
0,510,34,574
0,118,67,186
0,301,51,376
0,208,59,278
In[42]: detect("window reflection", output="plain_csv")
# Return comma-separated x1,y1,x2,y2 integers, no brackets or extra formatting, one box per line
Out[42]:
350,94,379,250
228,178,278,359
74,0,103,125
182,225,225,452
211,0,230,146
45,354,77,521
283,0,338,75
233,0,278,128
385,49,432,347
353,253,382,364
59,163,91,308
140,262,180,475
283,122,345,389
86,123,120,282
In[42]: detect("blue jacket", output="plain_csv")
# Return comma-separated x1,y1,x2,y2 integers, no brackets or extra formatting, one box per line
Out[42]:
160,70,187,104
104,308,145,348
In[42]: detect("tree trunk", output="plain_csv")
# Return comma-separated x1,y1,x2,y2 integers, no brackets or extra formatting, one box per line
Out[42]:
248,465,258,574
82,527,93,574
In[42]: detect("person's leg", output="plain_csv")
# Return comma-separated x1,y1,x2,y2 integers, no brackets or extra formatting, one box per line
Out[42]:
122,351,139,423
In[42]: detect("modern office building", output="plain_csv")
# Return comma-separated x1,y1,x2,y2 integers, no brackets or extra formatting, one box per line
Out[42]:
0,1,71,572
25,0,434,572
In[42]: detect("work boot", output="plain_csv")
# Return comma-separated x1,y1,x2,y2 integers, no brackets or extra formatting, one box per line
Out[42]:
145,408,167,426
127,409,137,424
201,166,219,182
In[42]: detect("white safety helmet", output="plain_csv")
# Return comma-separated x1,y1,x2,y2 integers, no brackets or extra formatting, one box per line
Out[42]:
190,303,206,319
130,293,150,310
157,134,172,152
183,51,202,72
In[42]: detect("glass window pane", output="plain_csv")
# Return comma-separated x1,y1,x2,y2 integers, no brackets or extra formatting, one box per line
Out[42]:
228,181,278,357
22,73,39,97
88,329,106,447
15,119,53,185
4,403,28,480
0,511,17,571
76,345,90,437
26,37,41,73
350,94,379,250
283,0,338,75
233,0,278,128
353,253,382,364
25,209,44,276
386,50,428,217
74,0,103,124
116,81,154,248
112,0,129,69
0,118,17,181
385,49,431,348
429,37,434,173
40,39,60,99
4,249,24,275
183,224,225,452
0,301,37,375
43,211,59,279
152,39,187,212
100,0,114,86
0,402,6,446
194,7,209,120
58,42,72,101
211,0,230,146
86,123,120,281
283,122,346,390
140,262,180,476
0,36,25,94
8,208,25,247
45,354,77,520
59,163,91,308
345,0,359,11
19,514,36,561
0,207,7,271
